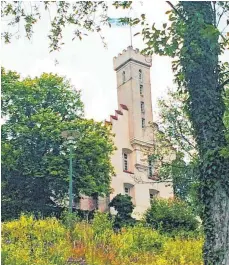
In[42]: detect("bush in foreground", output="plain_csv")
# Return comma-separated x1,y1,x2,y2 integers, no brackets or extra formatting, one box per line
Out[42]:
145,198,200,234
109,194,136,229
2,213,203,265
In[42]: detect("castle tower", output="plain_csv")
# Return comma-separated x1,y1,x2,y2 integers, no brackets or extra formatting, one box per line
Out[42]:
113,46,153,141
106,46,173,218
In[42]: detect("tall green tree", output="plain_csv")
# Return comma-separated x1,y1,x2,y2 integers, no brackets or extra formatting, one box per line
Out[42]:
1,68,115,220
155,86,229,214
222,85,229,157
155,90,199,204
138,2,229,264
2,1,229,263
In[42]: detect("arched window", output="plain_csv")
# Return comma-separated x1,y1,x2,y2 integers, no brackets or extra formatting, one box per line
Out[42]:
122,71,126,83
139,69,142,81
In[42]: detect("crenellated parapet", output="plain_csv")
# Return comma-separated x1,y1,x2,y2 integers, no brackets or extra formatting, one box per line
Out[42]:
113,46,152,71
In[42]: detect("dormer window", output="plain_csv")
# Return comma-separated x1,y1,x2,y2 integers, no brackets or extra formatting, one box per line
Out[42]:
122,71,126,83
141,101,145,113
139,69,142,81
123,153,128,171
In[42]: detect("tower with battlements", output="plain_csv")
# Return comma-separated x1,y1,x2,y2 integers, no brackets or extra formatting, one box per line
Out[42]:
107,46,173,218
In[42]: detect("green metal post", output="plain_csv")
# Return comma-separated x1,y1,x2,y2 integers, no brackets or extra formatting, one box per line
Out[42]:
69,144,73,213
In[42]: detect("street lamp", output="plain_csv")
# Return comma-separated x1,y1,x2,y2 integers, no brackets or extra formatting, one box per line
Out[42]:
61,130,78,213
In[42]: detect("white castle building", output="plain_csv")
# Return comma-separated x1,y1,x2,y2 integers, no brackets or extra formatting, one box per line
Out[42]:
78,46,173,218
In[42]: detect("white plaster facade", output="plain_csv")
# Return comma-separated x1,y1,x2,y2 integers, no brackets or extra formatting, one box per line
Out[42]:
106,46,173,219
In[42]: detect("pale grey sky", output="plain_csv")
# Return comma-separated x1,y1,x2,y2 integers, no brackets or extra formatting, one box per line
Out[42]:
1,1,228,122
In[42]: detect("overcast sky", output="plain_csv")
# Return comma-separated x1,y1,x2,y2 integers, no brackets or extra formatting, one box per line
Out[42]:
2,1,228,122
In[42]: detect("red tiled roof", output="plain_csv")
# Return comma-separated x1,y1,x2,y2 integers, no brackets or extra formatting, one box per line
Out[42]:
123,170,134,174
115,110,123,115
105,120,112,125
120,104,128,110
110,115,118,120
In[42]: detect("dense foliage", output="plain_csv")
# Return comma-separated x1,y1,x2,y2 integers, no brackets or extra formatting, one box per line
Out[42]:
109,194,135,229
138,2,229,264
145,198,199,234
2,214,203,265
156,86,229,215
1,68,115,220
2,1,229,263
1,1,109,51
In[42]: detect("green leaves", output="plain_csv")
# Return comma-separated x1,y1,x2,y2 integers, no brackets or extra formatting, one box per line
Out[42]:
145,198,199,234
1,69,115,220
109,194,135,229
1,1,110,51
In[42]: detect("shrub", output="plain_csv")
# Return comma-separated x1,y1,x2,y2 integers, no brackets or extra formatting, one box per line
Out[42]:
153,237,203,265
109,194,136,229
91,212,113,243
145,198,199,234
111,224,165,255
2,214,203,265
2,215,71,265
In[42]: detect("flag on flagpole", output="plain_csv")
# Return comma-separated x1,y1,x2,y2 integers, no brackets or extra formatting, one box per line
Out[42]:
108,17,130,27
108,16,133,46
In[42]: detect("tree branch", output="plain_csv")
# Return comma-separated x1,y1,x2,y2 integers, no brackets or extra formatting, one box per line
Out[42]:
166,1,186,21
217,10,225,27
219,70,229,77
177,120,196,150
218,78,229,89
212,1,216,27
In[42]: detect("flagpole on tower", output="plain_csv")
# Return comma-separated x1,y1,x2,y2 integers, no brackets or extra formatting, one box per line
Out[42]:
129,20,133,47
128,8,133,47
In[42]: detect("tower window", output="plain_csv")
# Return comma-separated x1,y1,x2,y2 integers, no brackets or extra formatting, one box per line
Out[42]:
123,153,128,171
148,156,153,177
141,101,145,113
122,71,126,83
140,85,143,95
139,69,142,81
142,118,145,128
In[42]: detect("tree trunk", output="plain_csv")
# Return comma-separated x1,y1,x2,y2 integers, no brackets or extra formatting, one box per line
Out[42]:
181,2,229,264
203,179,229,265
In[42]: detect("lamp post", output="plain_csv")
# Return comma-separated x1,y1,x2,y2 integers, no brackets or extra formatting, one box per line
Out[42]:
61,130,78,213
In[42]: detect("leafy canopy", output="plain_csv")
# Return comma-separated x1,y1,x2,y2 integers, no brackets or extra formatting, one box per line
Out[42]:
145,198,199,234
1,68,115,220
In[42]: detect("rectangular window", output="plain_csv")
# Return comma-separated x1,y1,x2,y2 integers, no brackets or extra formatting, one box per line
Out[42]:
149,190,159,201
123,153,128,171
142,118,145,128
148,156,153,177
141,101,145,113
140,85,143,95
124,187,130,195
